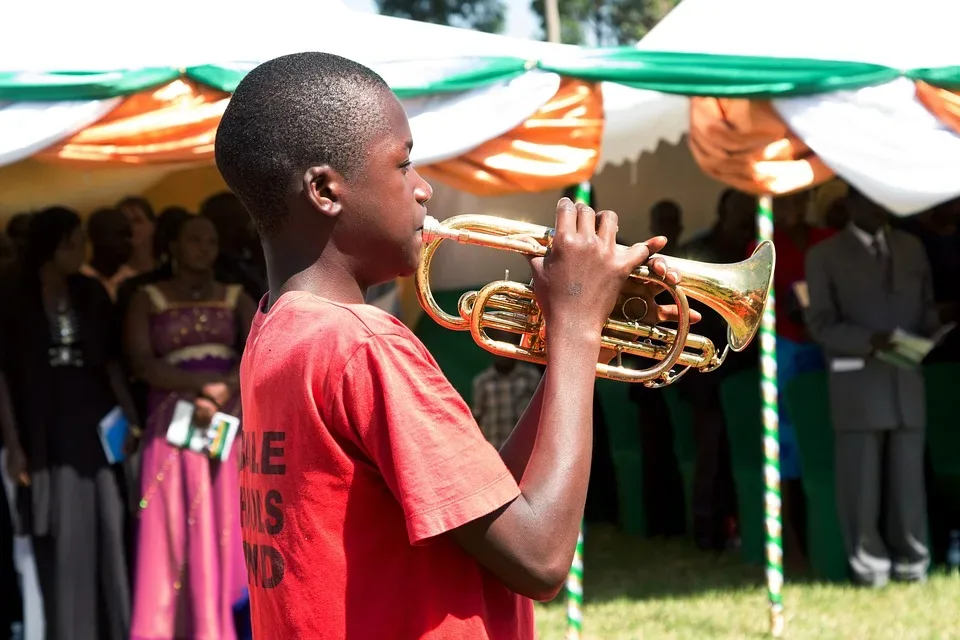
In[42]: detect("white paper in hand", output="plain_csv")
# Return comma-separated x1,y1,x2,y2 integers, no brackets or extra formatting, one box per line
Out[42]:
166,400,208,454
166,399,241,460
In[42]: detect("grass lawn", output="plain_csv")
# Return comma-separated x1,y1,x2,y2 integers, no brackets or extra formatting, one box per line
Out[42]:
534,525,960,640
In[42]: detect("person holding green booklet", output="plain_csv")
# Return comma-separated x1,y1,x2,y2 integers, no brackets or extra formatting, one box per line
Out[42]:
806,187,940,586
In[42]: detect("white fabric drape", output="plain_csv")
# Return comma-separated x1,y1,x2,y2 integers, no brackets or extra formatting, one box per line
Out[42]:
0,98,120,166
0,69,690,177
406,70,561,166
773,78,960,216
598,81,689,169
0,72,561,171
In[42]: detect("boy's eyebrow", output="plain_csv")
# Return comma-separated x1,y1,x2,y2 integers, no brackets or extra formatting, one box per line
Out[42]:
405,139,413,152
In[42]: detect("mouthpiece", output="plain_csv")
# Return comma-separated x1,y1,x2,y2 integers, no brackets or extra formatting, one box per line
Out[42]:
421,216,459,243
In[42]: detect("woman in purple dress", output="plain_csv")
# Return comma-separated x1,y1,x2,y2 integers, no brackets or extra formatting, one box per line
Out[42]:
125,214,255,640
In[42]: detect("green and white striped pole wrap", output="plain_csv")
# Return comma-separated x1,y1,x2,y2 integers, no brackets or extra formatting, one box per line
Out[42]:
563,180,592,640
758,195,784,637
565,526,584,640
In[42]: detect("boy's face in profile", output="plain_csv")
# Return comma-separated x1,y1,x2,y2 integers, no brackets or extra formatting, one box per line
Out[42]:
333,91,433,283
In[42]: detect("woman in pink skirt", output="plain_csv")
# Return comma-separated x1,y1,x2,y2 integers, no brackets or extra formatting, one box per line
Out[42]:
125,214,255,639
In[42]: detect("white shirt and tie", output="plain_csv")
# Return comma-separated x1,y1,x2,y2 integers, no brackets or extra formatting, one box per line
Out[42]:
849,223,893,289
828,224,894,375
848,222,888,258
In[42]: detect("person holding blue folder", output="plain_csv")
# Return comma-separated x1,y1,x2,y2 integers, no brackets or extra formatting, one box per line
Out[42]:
1,206,139,640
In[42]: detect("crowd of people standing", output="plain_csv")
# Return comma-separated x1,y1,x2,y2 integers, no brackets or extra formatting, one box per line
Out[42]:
1,181,958,638
0,194,265,640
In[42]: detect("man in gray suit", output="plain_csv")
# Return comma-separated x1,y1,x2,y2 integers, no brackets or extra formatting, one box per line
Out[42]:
805,188,939,587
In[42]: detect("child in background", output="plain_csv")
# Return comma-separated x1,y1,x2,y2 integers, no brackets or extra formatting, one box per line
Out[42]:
471,329,543,450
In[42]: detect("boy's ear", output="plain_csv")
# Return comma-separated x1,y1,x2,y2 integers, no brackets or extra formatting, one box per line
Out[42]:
303,166,343,218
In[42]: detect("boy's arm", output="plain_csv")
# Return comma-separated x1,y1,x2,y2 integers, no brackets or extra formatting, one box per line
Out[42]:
447,202,677,601
450,327,600,601
496,377,544,480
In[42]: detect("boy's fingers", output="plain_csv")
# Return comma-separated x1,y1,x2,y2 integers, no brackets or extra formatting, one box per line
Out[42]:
555,198,577,236
596,210,619,249
575,202,597,235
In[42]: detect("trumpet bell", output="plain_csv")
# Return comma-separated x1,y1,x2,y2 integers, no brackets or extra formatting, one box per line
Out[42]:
665,241,775,353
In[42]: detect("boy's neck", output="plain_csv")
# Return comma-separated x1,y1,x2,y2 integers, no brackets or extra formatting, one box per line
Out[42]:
263,237,367,310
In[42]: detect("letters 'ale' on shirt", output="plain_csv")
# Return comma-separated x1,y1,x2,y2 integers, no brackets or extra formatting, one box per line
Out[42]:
238,291,534,639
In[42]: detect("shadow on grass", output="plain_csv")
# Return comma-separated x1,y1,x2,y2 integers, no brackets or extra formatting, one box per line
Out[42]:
543,524,849,606
534,525,959,640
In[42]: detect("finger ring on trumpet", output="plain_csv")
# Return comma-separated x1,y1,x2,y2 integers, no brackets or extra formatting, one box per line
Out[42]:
621,296,649,322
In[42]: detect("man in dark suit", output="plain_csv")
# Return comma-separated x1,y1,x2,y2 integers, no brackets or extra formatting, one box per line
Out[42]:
805,187,940,586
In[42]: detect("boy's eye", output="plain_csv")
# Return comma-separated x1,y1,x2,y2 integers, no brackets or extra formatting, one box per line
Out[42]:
400,160,412,172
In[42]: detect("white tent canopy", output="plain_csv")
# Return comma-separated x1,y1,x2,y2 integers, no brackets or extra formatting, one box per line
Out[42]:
637,0,960,69
3,1,566,71
638,0,960,216
0,0,684,172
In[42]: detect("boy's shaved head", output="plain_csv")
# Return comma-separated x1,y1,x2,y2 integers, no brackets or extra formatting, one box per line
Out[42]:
214,52,394,237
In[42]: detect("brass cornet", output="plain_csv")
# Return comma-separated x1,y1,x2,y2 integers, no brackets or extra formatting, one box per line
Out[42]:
414,214,775,387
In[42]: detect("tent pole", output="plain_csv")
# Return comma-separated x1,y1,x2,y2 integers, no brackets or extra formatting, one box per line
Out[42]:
565,527,585,640
758,194,785,637
545,0,561,44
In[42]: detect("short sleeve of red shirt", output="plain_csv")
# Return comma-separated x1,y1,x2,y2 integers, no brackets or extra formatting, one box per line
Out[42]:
330,332,521,545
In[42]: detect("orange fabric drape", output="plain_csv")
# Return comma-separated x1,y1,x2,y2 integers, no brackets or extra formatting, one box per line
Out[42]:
419,78,604,196
916,81,960,136
687,97,834,196
36,78,229,165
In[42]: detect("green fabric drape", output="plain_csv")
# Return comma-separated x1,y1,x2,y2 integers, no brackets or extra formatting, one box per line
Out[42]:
188,57,529,98
0,68,181,101
540,50,901,98
907,66,960,90
185,64,253,94
2,49,959,102
389,57,530,98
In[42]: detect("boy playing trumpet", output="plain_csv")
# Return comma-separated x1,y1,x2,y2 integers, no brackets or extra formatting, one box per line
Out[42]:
216,52,692,639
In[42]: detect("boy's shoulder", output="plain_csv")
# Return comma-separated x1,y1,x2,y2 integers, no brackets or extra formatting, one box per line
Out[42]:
251,291,418,355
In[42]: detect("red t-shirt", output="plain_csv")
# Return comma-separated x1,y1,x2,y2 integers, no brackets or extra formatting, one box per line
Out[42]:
238,291,534,640
748,226,836,342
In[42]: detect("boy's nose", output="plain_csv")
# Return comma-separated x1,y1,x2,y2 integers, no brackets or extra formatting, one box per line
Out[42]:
415,176,433,204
